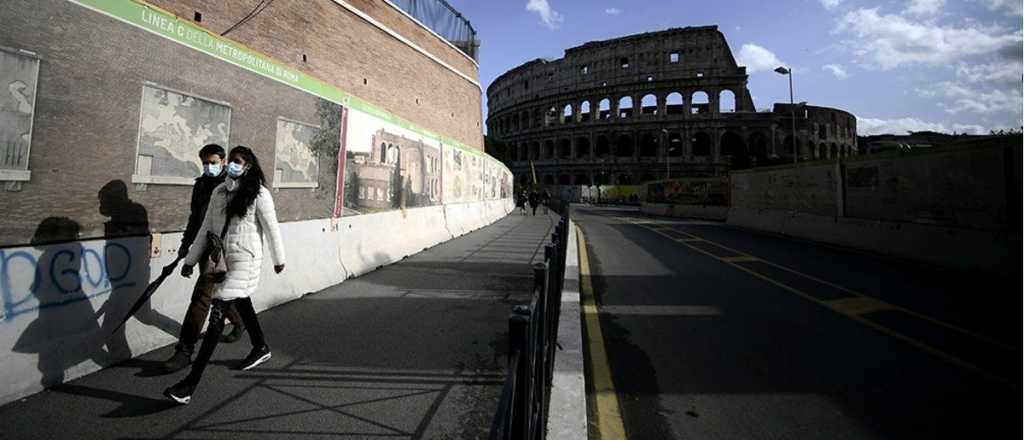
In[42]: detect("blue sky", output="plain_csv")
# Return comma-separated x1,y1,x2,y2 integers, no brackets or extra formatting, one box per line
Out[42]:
448,0,1023,135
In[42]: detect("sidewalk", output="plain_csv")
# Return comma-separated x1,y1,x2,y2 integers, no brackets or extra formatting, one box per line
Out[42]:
0,211,559,439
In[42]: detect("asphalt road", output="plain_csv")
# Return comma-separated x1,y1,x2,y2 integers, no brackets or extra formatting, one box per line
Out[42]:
0,211,558,440
574,205,1019,440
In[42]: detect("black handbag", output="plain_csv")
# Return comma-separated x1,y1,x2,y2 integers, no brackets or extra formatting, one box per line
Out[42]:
204,216,233,284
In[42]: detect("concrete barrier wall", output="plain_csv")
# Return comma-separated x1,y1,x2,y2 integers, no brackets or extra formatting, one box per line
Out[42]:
0,197,513,405
640,203,729,221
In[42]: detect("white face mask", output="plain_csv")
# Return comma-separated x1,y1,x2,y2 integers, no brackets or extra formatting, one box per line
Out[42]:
227,162,246,178
203,163,223,177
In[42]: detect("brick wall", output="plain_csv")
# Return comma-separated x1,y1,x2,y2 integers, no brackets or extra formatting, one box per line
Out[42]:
145,0,483,148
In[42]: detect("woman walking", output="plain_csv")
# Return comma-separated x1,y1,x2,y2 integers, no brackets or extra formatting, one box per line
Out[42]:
165,146,286,404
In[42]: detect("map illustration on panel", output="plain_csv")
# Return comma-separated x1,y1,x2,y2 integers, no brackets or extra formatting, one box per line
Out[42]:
134,84,230,184
340,108,442,215
0,47,39,179
273,118,319,187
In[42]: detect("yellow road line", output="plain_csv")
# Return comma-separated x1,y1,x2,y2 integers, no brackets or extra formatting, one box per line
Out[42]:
577,227,627,439
643,223,1011,349
623,218,1014,385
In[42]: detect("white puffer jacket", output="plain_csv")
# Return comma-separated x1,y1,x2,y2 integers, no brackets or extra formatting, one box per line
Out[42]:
184,180,286,300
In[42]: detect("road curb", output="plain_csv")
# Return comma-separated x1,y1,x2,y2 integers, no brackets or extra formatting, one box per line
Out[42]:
547,219,588,439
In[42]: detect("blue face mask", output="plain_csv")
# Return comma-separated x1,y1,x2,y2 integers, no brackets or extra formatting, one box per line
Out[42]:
227,162,246,178
203,163,223,177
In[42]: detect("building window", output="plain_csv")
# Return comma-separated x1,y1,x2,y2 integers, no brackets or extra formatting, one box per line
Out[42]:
581,65,589,75
696,72,704,78
0,47,40,182
620,57,630,68
669,52,679,63
647,76,654,82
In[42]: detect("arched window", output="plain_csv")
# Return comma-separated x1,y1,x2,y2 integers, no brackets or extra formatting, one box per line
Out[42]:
618,96,633,118
719,90,737,113
809,140,818,159
580,101,592,122
596,135,611,157
558,174,571,185
575,174,591,185
666,92,684,115
543,175,555,185
599,99,612,120
576,137,591,158
544,140,554,159
640,133,658,157
748,132,769,161
720,132,745,157
616,134,634,157
820,143,828,159
379,142,387,163
617,174,632,185
558,138,571,159
691,91,709,114
545,106,557,126
641,94,658,115
529,142,540,160
594,173,608,186
563,104,573,123
692,132,711,156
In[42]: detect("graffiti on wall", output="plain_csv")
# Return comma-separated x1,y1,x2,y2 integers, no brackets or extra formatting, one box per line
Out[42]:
646,178,730,205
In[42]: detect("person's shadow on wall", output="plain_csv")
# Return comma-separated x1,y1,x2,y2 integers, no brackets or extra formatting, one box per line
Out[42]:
96,180,179,361
11,217,112,387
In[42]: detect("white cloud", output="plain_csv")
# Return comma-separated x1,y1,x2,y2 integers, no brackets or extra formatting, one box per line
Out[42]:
736,43,786,74
857,117,951,135
858,117,1015,135
527,0,563,29
904,0,944,16
932,82,1023,114
979,0,1023,16
820,0,842,10
835,8,1023,69
605,7,621,15
823,63,850,79
954,60,1024,85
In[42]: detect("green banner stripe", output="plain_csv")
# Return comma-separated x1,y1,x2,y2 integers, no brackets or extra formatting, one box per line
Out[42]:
69,0,501,166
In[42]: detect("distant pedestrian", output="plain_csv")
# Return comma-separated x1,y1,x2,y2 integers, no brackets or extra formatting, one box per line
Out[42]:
161,144,247,374
165,146,286,405
541,189,551,214
528,190,539,216
515,191,527,215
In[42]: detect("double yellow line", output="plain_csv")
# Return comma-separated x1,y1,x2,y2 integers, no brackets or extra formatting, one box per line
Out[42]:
628,218,1015,386
577,227,628,439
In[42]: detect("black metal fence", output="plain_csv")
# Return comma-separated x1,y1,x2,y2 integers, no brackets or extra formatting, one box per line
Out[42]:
490,207,571,440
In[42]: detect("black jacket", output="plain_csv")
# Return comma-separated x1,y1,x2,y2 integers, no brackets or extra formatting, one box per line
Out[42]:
180,172,227,250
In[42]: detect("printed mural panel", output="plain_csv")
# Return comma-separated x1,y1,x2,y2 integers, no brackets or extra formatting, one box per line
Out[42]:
133,83,231,185
0,47,39,180
340,107,442,215
273,118,320,188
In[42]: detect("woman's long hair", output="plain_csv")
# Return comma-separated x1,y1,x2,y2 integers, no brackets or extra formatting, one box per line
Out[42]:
226,145,267,219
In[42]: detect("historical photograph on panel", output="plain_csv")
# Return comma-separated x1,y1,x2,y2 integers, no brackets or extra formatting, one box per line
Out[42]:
340,107,441,215
273,118,320,188
133,83,230,185
443,145,486,204
0,47,39,181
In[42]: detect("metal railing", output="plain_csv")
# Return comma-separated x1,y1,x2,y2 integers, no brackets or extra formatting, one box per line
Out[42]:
490,206,571,440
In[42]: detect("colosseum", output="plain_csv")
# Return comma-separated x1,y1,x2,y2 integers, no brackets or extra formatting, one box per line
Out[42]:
485,26,859,188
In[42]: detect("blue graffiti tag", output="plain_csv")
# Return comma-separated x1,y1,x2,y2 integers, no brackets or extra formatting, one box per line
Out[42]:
0,242,139,321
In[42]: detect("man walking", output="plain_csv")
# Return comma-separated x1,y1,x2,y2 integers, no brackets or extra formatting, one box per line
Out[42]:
528,189,540,216
161,144,246,373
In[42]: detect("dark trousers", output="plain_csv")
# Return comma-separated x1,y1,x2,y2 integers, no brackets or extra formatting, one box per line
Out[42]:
184,297,266,386
176,262,242,352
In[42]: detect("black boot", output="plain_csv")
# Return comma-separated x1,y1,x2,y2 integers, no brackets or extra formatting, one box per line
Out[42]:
160,344,193,373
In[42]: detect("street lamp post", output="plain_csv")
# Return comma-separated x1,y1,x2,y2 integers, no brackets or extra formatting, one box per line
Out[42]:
661,129,671,180
775,66,797,164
